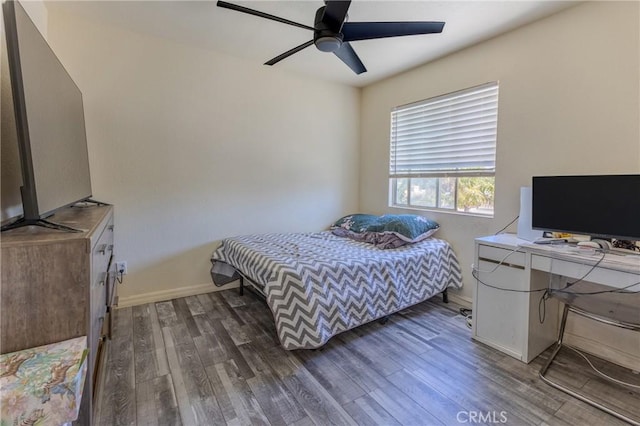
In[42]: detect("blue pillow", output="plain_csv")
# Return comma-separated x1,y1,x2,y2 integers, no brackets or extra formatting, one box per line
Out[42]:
331,214,379,234
373,214,440,242
331,214,439,247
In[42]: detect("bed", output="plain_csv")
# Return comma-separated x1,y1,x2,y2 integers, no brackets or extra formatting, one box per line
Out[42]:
210,229,463,350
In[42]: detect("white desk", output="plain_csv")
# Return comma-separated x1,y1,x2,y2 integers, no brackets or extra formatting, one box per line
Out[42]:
472,234,640,363
523,242,640,425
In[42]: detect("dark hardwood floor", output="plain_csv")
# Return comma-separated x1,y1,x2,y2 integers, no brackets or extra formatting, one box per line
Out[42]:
96,289,640,426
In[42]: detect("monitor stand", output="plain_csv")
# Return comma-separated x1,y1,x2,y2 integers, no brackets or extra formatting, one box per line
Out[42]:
72,198,110,208
0,217,82,233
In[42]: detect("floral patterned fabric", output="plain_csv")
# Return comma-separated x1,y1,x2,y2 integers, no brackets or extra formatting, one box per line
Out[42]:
0,336,88,426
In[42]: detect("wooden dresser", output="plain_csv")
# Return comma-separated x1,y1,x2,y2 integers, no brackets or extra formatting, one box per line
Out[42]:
1,204,116,424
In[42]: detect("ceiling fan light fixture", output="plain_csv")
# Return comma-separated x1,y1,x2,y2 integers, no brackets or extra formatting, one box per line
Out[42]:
315,35,343,52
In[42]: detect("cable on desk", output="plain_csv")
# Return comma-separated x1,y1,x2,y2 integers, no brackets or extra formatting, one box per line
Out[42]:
472,246,523,274
472,270,546,294
494,215,519,235
550,280,640,296
565,251,607,286
459,308,473,329
538,290,551,324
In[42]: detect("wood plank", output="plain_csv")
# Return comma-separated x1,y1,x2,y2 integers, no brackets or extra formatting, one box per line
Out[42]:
334,330,402,377
238,343,307,425
220,289,247,308
216,360,270,425
554,399,632,426
386,368,468,424
342,395,401,426
211,292,246,325
100,315,136,426
162,327,197,426
135,375,182,426
172,298,201,338
208,318,255,380
133,304,155,354
98,290,640,426
133,304,169,383
262,348,357,426
148,303,170,376
417,343,556,425
113,306,134,341
155,301,180,328
295,346,366,405
184,296,206,316
320,340,392,392
203,362,240,424
173,342,225,424
368,386,444,425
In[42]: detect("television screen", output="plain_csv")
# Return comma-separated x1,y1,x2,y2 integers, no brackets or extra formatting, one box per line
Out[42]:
3,0,92,224
532,175,640,241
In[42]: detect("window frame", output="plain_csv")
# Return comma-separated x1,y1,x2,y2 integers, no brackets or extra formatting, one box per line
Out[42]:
388,82,499,217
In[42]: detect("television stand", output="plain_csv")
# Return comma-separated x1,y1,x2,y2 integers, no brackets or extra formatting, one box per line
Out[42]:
0,217,83,233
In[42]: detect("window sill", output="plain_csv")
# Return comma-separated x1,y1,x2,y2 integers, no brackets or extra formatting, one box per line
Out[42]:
389,204,494,219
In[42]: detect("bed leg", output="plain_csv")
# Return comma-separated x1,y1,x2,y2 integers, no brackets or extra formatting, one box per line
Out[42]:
379,316,390,325
442,289,449,304
239,277,244,296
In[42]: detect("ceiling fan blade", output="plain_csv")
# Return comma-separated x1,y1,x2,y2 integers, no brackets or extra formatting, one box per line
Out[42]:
265,40,314,66
217,1,314,31
342,21,445,42
322,1,351,32
333,42,366,75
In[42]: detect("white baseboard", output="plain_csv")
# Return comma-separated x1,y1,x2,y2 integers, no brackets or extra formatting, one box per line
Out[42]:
116,280,240,308
564,332,640,372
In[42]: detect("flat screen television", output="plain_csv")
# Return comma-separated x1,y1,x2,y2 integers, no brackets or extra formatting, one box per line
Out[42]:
532,174,640,241
2,0,93,232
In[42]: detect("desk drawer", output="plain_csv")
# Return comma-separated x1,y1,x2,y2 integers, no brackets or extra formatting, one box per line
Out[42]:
478,244,526,268
531,254,639,288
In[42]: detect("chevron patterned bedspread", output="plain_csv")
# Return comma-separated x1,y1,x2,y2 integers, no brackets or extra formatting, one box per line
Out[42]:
211,231,462,350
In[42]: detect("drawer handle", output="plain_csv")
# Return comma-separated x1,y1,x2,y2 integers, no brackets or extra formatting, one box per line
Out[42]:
97,244,107,255
97,272,107,286
478,256,525,270
108,225,114,232
107,244,114,253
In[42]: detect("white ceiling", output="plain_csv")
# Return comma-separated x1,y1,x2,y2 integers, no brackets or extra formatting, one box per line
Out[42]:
47,0,579,87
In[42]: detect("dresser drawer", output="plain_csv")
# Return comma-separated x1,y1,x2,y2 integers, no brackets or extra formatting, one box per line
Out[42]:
92,218,114,283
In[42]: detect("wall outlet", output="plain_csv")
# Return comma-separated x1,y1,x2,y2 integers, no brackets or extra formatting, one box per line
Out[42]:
115,261,127,275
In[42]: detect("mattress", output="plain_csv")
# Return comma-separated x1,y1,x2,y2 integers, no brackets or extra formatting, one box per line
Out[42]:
211,231,462,350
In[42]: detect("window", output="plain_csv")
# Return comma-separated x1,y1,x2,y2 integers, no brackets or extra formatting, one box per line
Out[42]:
389,82,498,216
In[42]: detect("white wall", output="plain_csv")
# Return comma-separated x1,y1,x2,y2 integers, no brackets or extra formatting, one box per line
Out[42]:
359,1,639,367
360,1,639,302
45,9,360,305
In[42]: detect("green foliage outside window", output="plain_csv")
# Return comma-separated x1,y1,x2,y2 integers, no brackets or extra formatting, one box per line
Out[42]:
392,176,494,216
457,177,495,212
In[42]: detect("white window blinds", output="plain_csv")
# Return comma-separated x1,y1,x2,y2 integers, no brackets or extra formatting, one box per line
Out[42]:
389,81,499,178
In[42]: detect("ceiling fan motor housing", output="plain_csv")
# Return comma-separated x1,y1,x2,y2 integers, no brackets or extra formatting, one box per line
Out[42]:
314,6,343,52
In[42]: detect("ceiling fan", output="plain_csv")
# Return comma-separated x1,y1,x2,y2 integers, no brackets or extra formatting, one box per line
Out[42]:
216,0,445,75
